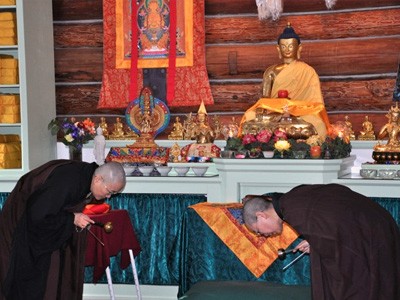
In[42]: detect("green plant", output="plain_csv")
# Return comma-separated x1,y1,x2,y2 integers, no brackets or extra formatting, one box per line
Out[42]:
289,139,310,152
225,137,244,151
321,136,352,159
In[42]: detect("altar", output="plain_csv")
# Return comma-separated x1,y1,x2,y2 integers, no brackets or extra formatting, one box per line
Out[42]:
1,141,399,300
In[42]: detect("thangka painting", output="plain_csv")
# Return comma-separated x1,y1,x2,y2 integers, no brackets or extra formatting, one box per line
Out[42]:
115,0,193,69
98,0,213,109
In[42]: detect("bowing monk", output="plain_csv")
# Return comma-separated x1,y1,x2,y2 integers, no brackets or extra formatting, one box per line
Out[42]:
243,184,400,300
0,160,126,300
242,23,330,138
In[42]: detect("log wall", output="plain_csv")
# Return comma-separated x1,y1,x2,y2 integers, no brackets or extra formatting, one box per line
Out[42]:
52,0,400,138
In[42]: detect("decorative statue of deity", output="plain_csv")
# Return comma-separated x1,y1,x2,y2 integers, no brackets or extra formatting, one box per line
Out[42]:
168,116,184,140
93,126,106,165
344,115,356,140
192,101,215,144
240,23,330,139
179,102,221,159
358,115,376,140
212,115,222,140
128,87,159,148
374,103,400,152
99,117,109,139
109,117,126,139
183,112,196,140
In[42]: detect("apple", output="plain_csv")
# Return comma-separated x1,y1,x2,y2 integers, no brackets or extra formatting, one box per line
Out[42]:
277,90,289,98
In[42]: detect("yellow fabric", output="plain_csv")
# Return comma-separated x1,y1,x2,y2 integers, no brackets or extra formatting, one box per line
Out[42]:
1,68,18,77
0,134,20,142
0,140,21,169
0,28,16,37
2,104,19,114
0,0,16,5
0,114,20,123
0,56,18,68
0,12,15,21
0,94,19,105
0,20,16,29
0,75,18,84
0,37,16,45
191,202,299,278
241,60,331,137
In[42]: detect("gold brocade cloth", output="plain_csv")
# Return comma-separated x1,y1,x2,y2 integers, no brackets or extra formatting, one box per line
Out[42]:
240,98,331,135
191,202,299,277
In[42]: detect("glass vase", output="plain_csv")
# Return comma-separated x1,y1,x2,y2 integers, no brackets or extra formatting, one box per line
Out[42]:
69,146,82,161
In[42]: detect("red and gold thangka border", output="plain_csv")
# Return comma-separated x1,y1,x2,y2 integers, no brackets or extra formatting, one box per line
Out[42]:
191,202,299,278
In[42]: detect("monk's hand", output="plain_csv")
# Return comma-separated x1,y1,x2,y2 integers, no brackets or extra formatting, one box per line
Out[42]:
294,240,310,254
73,212,95,229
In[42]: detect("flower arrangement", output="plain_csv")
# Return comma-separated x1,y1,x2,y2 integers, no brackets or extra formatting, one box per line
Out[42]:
48,117,96,150
223,122,352,159
242,129,287,152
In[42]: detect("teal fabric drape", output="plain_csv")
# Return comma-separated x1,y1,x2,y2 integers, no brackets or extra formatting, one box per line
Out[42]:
0,192,399,292
85,193,207,285
172,197,400,296
0,192,206,286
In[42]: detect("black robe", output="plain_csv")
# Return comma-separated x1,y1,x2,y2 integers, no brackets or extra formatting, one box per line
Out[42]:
0,160,98,300
276,184,400,300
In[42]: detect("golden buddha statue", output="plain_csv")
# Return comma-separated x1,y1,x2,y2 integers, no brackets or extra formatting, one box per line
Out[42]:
344,115,356,140
374,103,400,152
168,116,184,140
240,23,330,139
109,117,126,139
99,117,109,139
358,115,375,140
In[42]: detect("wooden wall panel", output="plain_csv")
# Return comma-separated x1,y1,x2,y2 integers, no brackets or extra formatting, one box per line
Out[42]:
54,48,103,82
205,8,400,43
205,0,400,15
205,38,400,79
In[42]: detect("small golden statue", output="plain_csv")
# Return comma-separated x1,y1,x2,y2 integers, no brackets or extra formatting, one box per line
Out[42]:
344,115,356,140
183,112,196,140
109,117,126,139
168,116,184,140
357,115,375,140
192,101,215,144
170,142,182,162
99,117,109,139
212,115,222,140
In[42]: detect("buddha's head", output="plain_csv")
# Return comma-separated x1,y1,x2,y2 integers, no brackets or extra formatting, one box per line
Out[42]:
277,23,302,62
